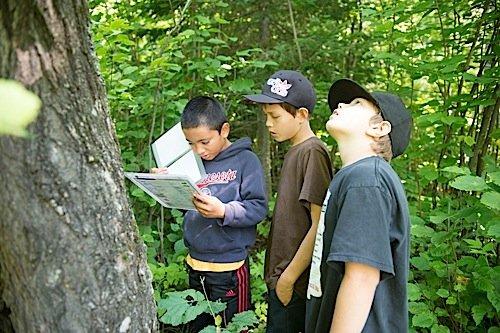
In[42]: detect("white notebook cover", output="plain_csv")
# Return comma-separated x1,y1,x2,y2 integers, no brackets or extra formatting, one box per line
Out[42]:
151,122,206,183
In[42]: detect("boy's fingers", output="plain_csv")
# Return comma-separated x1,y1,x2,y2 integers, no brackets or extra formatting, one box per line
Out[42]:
151,167,169,174
193,192,209,203
193,199,208,211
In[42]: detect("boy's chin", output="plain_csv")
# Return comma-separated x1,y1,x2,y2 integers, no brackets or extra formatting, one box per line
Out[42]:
326,122,339,136
269,133,285,142
326,126,345,142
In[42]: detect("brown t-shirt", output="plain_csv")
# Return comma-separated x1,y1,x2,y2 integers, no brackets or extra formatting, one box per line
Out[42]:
264,136,332,297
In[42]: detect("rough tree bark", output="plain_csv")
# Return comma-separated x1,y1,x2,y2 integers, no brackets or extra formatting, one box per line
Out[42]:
0,1,157,332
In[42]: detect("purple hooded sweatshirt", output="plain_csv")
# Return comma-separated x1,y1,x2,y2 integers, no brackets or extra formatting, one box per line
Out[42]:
183,137,268,263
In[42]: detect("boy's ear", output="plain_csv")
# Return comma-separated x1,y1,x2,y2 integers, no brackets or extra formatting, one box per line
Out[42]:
297,107,310,122
220,122,230,138
366,120,391,138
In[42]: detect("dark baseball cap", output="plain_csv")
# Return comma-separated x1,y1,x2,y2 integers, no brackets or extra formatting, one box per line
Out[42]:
244,70,316,113
328,78,412,158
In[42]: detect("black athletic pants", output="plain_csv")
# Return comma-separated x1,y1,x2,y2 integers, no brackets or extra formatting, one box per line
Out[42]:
187,260,251,332
266,288,306,333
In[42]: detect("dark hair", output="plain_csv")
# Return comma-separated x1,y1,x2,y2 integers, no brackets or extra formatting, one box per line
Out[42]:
181,96,227,132
278,102,301,117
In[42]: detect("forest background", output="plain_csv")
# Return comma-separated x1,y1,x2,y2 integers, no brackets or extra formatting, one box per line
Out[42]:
89,0,498,331
0,0,498,332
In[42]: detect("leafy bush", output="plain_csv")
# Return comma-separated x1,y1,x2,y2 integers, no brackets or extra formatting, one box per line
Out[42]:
90,0,499,331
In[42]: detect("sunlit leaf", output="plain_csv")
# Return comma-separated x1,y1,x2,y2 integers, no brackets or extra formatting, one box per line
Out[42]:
0,79,41,136
412,311,436,328
481,191,500,211
450,176,489,191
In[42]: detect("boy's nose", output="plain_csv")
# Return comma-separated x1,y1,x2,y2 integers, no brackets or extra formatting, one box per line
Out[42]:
193,145,205,155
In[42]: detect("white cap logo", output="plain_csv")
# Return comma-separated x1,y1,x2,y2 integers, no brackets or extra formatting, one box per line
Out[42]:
267,78,292,97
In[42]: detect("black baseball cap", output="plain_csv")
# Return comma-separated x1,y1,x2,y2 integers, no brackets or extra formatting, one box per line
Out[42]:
328,78,412,158
244,70,316,113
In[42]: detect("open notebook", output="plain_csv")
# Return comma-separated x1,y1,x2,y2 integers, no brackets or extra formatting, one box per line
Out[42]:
125,122,206,210
151,122,206,183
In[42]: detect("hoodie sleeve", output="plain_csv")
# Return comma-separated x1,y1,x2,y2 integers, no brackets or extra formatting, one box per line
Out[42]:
218,152,268,228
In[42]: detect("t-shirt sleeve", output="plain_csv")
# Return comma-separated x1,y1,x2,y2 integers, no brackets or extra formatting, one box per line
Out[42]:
299,147,332,207
327,186,395,278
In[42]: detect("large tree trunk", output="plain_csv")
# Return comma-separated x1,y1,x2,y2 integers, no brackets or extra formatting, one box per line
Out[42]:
0,1,157,332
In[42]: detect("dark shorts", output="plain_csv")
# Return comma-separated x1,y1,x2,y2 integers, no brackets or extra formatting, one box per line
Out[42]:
187,260,251,332
266,289,306,333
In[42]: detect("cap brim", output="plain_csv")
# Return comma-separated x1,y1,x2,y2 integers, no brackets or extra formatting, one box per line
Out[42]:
244,93,283,105
328,79,378,111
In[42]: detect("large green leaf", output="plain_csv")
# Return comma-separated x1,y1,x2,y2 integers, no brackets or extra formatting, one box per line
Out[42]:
412,224,435,238
487,218,500,238
441,166,470,175
481,191,500,211
411,256,430,271
471,304,489,326
0,79,41,136
488,171,500,186
450,176,489,191
436,289,449,298
412,311,437,328
408,283,422,301
431,324,450,333
158,289,226,325
229,79,255,93
225,311,258,332
199,326,216,333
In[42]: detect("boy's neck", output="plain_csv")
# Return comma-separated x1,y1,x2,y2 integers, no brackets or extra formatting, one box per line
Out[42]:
338,139,377,167
222,138,231,150
290,121,315,146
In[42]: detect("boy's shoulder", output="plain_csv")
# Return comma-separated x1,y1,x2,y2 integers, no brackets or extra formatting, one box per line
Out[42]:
335,157,403,196
327,159,399,216
229,138,263,167
284,138,331,176
301,136,328,149
222,137,256,158
287,136,329,157
232,142,260,159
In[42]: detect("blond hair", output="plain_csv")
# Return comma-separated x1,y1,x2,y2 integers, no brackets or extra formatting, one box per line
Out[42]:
369,112,392,162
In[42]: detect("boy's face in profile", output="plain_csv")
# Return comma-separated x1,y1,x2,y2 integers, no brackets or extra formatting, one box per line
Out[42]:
183,123,230,161
326,98,379,139
262,104,302,143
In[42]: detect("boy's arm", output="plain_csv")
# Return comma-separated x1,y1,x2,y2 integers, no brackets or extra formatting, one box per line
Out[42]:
193,154,268,227
220,154,268,228
330,262,380,333
276,202,322,305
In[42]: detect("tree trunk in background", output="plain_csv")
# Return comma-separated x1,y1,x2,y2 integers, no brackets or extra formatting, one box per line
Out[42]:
469,85,499,176
257,3,272,198
0,1,157,332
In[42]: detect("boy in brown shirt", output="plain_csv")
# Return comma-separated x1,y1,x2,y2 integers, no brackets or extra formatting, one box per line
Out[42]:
245,70,332,332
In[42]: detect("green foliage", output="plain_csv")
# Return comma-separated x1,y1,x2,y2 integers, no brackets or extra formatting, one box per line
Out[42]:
90,0,499,331
199,311,259,333
157,289,226,325
0,79,41,137
450,175,489,191
409,168,499,331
